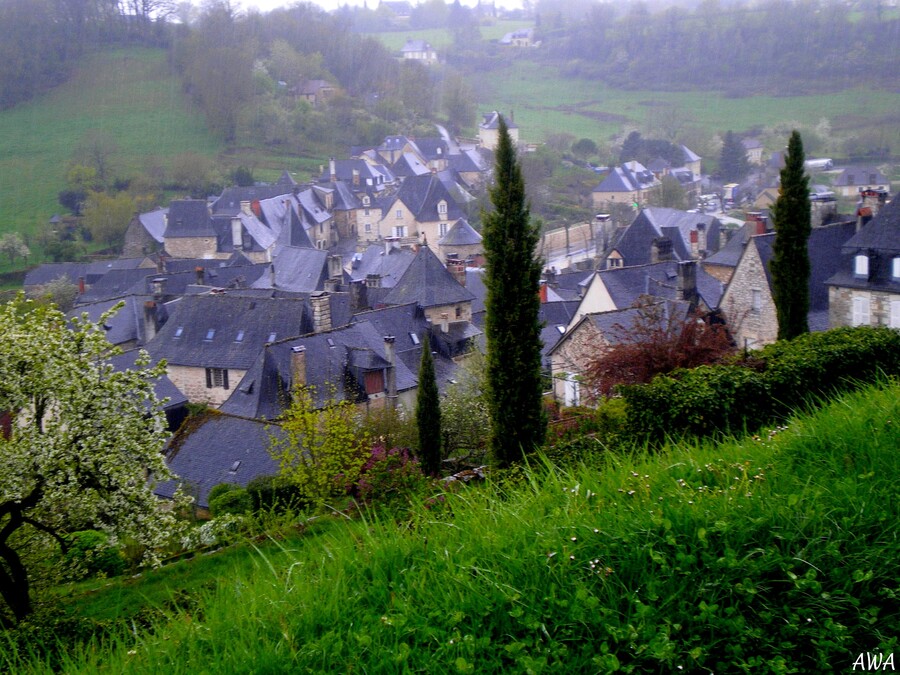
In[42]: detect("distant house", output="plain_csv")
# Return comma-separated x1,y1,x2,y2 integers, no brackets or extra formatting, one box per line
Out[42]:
379,0,413,24
380,172,465,250
293,79,338,107
605,207,722,270
719,220,857,350
499,28,535,47
400,39,438,63
741,138,764,165
591,161,660,210
832,167,890,199
479,111,518,151
826,197,900,329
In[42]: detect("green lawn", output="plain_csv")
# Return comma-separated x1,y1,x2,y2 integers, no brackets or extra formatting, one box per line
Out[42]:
0,48,221,267
367,20,532,52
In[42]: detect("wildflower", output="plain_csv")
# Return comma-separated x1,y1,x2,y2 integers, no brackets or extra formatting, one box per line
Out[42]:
570,536,577,542
547,551,557,558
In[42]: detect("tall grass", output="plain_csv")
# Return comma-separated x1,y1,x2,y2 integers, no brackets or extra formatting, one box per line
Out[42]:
4,381,899,673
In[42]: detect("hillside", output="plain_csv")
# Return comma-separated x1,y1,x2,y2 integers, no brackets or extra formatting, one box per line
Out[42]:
0,48,221,270
5,381,898,673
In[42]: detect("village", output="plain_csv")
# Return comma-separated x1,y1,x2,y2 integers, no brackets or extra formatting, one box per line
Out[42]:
19,109,898,514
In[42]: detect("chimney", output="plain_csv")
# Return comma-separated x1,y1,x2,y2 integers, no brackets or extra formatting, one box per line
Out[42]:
269,263,276,288
440,312,449,333
690,229,699,259
352,169,360,187
251,200,262,218
290,345,307,388
747,212,767,235
143,300,158,343
446,258,466,287
328,254,343,281
697,222,707,254
240,200,252,216
539,281,548,303
350,279,369,312
195,266,204,285
151,277,166,299
676,260,697,305
78,276,86,295
383,335,397,408
329,157,337,183
156,256,165,274
231,218,243,249
310,291,332,333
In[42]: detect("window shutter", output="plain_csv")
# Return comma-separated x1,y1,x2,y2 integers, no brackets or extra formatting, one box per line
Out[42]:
223,369,229,390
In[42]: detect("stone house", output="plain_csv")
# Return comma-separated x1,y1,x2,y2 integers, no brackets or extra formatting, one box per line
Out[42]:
591,161,660,210
741,138,764,165
478,111,519,151
605,207,722,270
400,39,438,63
379,172,464,251
832,167,890,199
826,197,900,329
719,220,857,350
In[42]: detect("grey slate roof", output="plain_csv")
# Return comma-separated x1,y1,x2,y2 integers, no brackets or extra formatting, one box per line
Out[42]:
612,208,722,266
154,413,284,509
211,186,294,216
108,350,188,413
382,246,476,308
388,173,464,223
598,261,724,310
69,295,151,346
480,111,518,130
833,167,888,187
253,246,329,293
704,222,758,269
138,207,168,243
350,244,416,288
593,162,657,194
146,295,310,370
318,159,395,188
827,199,900,293
164,200,215,238
439,219,482,247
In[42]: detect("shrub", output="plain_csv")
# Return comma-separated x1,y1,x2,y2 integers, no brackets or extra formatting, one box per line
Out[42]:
209,488,252,517
63,530,126,579
207,482,241,505
245,475,306,514
351,446,429,508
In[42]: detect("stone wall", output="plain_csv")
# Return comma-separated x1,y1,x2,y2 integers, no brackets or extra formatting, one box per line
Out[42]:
164,237,222,260
829,287,900,328
167,365,247,408
720,243,778,349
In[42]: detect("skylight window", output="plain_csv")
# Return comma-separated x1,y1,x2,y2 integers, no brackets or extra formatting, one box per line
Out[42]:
229,460,241,473
327,337,336,348
410,332,420,345
173,326,184,339
267,332,277,342
204,328,216,341
235,330,245,342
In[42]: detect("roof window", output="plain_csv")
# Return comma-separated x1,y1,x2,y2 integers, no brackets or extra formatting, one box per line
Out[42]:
267,332,277,342
173,326,184,339
410,332,420,345
235,330,245,342
204,328,216,341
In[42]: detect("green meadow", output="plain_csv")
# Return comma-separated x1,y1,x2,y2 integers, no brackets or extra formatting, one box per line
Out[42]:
4,381,898,673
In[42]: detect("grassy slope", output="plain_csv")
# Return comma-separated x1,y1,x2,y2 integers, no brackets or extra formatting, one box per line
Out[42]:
7,381,898,673
367,20,532,52
0,48,221,265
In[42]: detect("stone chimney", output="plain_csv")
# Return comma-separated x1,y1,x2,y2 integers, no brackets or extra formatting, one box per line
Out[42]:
269,263,276,288
651,237,673,263
446,257,466,287
143,300,158,343
329,157,337,183
676,260,697,305
352,168,360,187
290,345,307,388
310,291,332,334
383,335,397,408
328,254,343,281
350,279,369,312
231,218,243,249
439,312,449,333
240,200,252,216
195,266,204,286
690,230,699,259
151,277,166,299
697,222,707,254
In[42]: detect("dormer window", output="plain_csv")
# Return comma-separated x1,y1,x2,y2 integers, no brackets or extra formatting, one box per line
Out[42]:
362,196,370,206
437,200,447,215
854,254,869,277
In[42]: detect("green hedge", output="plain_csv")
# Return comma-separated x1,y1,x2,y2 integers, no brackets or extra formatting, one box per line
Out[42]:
621,326,900,442
208,488,252,517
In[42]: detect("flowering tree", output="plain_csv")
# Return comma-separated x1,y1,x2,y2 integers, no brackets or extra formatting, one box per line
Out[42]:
0,296,181,624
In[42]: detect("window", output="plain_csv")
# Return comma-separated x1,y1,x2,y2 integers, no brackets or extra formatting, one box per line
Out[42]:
892,300,900,329
173,326,184,339
854,254,869,277
267,332,277,342
409,332,420,345
365,222,371,233
396,209,403,219
751,289,762,313
235,330,244,342
852,296,870,326
364,208,370,216
205,368,229,389
437,200,447,215
455,305,463,319
204,328,216,341
893,257,900,280
393,225,406,238
439,222,449,237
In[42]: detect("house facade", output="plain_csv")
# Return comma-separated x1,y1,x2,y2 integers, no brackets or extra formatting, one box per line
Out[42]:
478,111,518,150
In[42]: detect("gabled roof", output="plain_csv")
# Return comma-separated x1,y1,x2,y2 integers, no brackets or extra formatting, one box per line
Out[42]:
449,148,489,174
413,138,450,161
841,198,899,254
211,186,294,216
388,173,464,222
155,413,284,509
392,152,431,178
480,111,518,130
146,295,310,370
108,350,187,413
382,246,475,308
69,295,151,346
438,219,482,247
253,246,329,293
138,207,168,243
319,158,395,187
349,244,416,288
276,170,297,186
593,162,658,194
704,221,758,269
611,208,722,266
165,200,215,237
833,167,888,187
598,261,723,310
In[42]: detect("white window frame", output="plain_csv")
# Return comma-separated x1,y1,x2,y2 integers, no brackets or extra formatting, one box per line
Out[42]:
439,222,449,237
854,254,869,277
393,225,406,238
751,288,762,313
396,209,403,219
852,296,870,326
892,257,900,280
437,200,447,215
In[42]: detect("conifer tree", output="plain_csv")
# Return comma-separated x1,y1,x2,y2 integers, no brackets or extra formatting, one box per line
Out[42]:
415,334,442,476
482,115,546,467
719,130,750,182
770,130,812,340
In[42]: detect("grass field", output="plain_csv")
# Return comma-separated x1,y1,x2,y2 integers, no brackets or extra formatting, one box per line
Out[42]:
0,48,222,267
366,20,532,52
3,380,899,673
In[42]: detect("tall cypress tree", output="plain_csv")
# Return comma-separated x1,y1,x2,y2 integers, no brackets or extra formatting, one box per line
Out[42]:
415,333,442,476
482,115,546,467
770,130,812,341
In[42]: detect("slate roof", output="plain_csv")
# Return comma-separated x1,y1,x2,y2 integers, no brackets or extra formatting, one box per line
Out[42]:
826,199,900,293
833,167,888,187
164,200,215,237
480,111,518,130
146,295,310,370
69,295,153,346
349,244,416,289
108,350,188,413
389,173,464,223
414,138,449,161
612,207,722,266
598,261,724,310
318,158,395,188
138,207,168,244
210,186,294,216
392,152,431,178
704,222,758,269
464,268,487,314
439,219,482,247
593,162,657,194
76,268,162,304
382,246,475,308
448,148,489,174
154,413,284,509
253,246,329,293
681,145,701,164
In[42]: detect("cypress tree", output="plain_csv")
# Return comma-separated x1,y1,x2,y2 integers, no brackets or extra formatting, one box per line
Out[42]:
770,130,812,340
415,333,442,476
482,115,546,467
